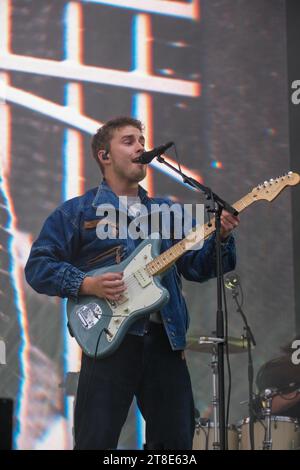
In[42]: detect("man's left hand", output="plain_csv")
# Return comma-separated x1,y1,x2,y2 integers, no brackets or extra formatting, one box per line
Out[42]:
220,210,240,240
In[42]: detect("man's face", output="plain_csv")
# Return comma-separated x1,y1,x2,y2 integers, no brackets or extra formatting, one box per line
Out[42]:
107,125,147,183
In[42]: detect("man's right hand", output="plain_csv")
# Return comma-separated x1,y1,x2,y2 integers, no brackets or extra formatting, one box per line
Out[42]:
79,272,126,300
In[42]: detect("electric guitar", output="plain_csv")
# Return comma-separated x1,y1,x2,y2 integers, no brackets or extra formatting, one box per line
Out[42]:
67,172,300,358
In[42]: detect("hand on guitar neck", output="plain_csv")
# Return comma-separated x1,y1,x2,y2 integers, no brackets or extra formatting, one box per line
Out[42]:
220,210,240,240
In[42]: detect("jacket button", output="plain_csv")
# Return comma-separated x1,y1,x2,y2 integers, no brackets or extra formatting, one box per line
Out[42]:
167,318,172,323
171,332,175,337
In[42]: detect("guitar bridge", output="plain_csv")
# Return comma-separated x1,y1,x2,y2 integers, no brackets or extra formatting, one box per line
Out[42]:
106,291,129,308
115,292,129,305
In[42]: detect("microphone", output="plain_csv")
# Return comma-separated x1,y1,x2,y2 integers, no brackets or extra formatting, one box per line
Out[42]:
224,273,240,290
133,141,174,164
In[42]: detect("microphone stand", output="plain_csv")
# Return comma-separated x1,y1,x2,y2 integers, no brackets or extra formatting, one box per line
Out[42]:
230,286,256,450
156,156,239,217
156,155,238,450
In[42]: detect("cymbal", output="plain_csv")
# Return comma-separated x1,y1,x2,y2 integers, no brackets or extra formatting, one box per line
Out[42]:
186,335,251,354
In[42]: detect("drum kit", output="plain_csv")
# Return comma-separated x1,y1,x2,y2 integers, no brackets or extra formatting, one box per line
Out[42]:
186,335,300,450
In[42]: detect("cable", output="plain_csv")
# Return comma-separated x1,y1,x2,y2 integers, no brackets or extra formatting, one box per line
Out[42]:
173,143,182,175
221,272,232,438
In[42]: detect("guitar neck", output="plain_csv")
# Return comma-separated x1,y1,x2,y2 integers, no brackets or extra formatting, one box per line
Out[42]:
146,193,254,276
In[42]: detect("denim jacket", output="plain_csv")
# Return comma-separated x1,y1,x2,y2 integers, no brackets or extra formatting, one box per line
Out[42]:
25,180,236,350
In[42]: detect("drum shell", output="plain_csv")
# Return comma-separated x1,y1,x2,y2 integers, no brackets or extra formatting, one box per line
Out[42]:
238,416,300,450
193,423,239,450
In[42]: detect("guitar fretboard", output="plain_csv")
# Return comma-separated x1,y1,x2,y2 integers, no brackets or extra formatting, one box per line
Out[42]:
146,193,254,276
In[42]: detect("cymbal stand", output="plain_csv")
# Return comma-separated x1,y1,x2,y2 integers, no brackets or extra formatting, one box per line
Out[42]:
262,389,273,450
199,336,225,450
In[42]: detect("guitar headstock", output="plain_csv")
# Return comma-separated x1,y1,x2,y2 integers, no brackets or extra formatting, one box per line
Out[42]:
250,172,300,202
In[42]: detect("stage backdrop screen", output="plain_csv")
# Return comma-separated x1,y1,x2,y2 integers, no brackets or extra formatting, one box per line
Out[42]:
0,0,294,449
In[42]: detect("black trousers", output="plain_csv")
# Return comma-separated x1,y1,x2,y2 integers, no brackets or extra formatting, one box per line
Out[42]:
74,322,195,450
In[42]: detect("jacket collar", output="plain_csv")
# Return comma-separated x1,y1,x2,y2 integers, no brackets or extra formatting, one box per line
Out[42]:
92,179,149,208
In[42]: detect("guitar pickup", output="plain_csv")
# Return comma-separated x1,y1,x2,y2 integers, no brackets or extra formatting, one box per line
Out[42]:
134,268,152,288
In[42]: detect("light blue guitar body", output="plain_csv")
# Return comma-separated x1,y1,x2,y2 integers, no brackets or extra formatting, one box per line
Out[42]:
67,237,170,358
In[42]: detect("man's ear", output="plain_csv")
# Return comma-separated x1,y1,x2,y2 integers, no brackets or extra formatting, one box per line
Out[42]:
98,149,109,161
